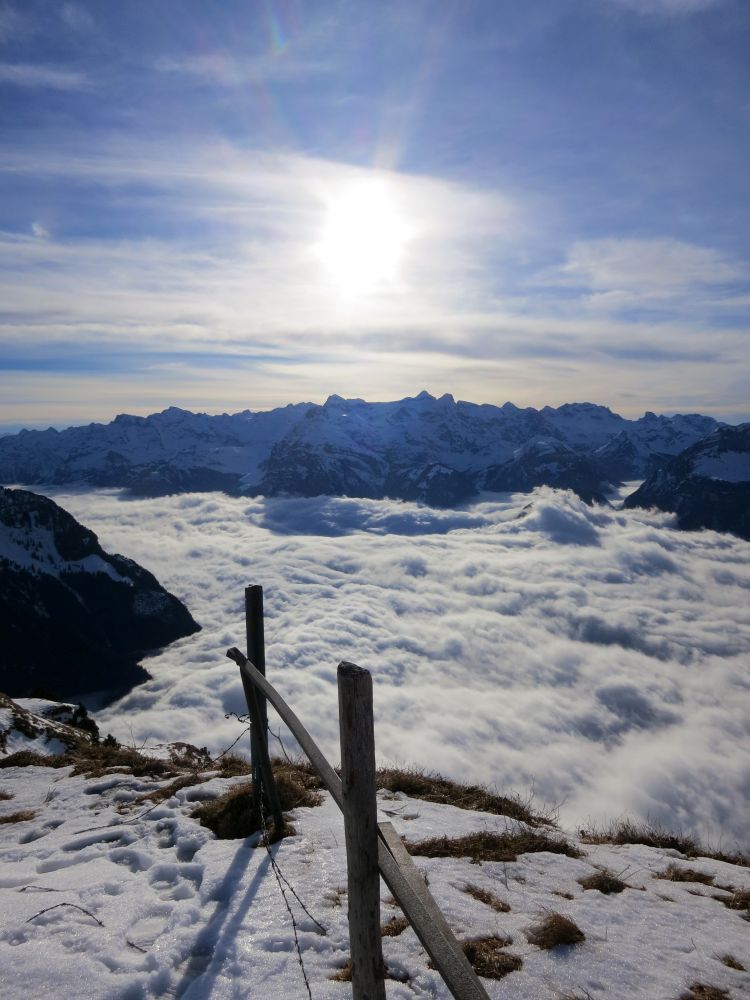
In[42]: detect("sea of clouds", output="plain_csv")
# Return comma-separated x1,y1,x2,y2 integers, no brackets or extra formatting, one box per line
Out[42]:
46,486,750,851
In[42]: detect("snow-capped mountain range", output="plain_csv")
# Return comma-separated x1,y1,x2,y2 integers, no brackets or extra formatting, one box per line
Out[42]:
0,487,200,700
0,392,722,506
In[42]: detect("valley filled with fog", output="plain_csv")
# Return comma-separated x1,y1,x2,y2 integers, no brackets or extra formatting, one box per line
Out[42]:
47,486,750,851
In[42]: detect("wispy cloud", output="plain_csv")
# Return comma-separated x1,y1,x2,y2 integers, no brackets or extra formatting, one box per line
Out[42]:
59,2,94,33
0,4,30,42
535,237,750,320
0,140,747,422
608,0,727,13
0,62,88,89
154,50,328,85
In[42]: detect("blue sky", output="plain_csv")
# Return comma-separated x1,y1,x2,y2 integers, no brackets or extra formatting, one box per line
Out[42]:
0,0,748,428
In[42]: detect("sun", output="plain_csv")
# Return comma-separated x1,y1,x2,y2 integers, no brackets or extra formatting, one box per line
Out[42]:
316,179,410,295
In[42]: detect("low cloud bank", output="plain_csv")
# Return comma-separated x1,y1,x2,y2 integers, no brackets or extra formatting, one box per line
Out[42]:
48,487,750,850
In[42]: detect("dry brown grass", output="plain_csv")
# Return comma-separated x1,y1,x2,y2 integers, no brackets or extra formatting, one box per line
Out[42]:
581,818,700,855
719,954,745,971
461,936,522,979
216,753,252,777
581,819,748,868
191,761,323,841
462,883,510,912
0,790,13,800
138,774,208,805
381,915,409,937
715,888,750,912
526,912,585,949
376,766,547,826
0,809,36,824
328,959,408,984
406,829,581,864
680,984,730,1000
0,749,68,769
578,868,628,894
657,863,715,886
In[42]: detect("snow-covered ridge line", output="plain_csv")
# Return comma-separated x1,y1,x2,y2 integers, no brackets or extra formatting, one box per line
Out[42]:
0,392,723,505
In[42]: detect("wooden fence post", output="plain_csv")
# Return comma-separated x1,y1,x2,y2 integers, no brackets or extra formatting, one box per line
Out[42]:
338,662,386,1000
245,585,268,808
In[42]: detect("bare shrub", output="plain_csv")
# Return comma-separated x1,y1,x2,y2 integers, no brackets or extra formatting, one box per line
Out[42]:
461,936,522,979
526,912,585,949
406,829,580,863
462,883,510,912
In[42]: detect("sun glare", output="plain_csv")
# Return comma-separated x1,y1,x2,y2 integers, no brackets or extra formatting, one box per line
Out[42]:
316,179,410,295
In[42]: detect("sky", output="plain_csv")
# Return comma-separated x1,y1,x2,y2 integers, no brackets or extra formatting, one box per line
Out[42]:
47,486,750,853
0,0,749,429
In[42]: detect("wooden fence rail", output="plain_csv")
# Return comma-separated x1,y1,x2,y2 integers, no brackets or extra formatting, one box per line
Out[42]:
226,642,490,1000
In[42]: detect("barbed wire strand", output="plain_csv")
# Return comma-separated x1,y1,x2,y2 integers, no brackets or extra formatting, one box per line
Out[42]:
258,789,315,1000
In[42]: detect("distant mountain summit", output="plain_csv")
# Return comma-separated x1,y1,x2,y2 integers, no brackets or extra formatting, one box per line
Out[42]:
624,424,750,540
0,393,723,506
0,487,200,699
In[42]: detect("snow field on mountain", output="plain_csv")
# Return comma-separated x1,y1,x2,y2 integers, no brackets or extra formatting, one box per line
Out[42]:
2,757,750,999
43,486,750,853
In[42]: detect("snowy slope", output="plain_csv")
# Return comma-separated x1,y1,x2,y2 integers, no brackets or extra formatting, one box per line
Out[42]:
0,393,722,505
1,712,749,1000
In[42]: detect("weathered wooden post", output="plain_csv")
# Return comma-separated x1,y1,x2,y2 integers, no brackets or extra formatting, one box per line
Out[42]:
338,662,386,1000
245,585,268,806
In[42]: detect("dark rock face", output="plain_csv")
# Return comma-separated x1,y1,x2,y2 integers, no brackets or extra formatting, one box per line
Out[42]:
624,424,750,540
483,440,610,504
0,487,201,700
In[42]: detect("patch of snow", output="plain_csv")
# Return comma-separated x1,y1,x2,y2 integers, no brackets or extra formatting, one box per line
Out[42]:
693,451,750,483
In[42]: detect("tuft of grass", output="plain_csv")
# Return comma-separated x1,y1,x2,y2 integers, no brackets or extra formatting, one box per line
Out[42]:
578,869,628,894
680,984,730,1000
657,863,716,886
715,888,750,912
192,761,323,842
406,829,580,864
0,790,13,800
216,753,252,777
581,818,699,855
462,883,511,912
376,766,548,826
328,959,407,984
581,819,748,868
719,954,745,971
0,750,67,769
0,809,36,824
381,915,409,937
138,773,208,805
461,936,522,979
526,912,585,950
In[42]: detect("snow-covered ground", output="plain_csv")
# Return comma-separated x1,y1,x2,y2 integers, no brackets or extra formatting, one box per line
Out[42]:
33,486,750,855
1,743,749,999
